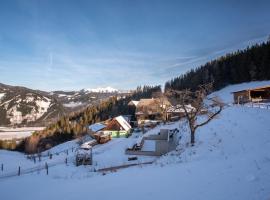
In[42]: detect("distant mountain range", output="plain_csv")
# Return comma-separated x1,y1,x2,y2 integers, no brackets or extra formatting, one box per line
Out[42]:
84,86,119,93
0,83,130,126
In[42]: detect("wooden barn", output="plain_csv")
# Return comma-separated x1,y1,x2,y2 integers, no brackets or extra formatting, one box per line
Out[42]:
232,85,270,104
102,115,132,138
135,98,171,123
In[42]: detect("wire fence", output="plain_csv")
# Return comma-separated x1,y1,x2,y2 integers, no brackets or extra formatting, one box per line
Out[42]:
0,157,73,180
26,145,78,160
0,144,80,180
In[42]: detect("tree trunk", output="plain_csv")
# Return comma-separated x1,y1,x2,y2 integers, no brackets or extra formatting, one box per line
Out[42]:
190,130,195,146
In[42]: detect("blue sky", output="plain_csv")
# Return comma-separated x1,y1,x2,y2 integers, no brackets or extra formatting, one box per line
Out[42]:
0,0,270,91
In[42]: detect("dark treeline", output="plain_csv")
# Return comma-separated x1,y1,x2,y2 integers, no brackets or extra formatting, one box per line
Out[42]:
20,85,161,153
165,41,270,91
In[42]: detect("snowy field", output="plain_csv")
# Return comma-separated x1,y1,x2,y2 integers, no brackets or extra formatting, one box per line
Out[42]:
0,81,270,200
0,127,45,140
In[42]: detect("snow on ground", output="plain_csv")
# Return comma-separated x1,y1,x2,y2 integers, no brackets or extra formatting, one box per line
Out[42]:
141,140,156,151
0,127,45,140
0,93,5,100
0,81,270,200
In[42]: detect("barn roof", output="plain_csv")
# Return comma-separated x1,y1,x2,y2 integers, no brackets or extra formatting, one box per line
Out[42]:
128,100,139,107
115,115,132,131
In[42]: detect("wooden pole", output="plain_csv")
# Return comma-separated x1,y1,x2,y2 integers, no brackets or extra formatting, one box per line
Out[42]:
45,162,48,175
1,163,3,171
65,158,68,165
18,166,21,176
90,148,93,165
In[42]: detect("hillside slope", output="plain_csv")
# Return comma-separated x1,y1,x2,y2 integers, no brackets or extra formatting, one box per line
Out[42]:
0,81,270,200
0,83,65,126
0,83,129,126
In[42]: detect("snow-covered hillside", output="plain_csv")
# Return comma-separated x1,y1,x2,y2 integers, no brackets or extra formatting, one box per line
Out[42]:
0,83,65,126
0,81,270,200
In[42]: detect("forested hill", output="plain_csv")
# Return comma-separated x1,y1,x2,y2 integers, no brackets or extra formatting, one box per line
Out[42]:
165,41,270,91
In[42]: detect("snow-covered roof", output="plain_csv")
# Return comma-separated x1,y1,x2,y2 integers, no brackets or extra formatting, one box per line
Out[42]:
88,123,106,132
232,85,270,93
115,115,132,131
80,139,96,149
167,104,196,113
128,100,139,107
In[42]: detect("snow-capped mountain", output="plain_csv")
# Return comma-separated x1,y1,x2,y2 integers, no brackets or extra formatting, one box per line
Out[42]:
85,86,119,93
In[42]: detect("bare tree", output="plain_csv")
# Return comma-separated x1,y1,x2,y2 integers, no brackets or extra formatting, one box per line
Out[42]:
166,83,224,145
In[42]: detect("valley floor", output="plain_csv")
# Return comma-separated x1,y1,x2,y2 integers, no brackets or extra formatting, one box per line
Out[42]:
0,127,45,140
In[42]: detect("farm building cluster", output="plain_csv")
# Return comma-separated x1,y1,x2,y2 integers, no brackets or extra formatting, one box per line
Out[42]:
128,97,196,124
76,97,194,165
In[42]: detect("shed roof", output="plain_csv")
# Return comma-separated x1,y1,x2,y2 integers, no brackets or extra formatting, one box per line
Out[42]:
88,123,106,132
232,85,270,94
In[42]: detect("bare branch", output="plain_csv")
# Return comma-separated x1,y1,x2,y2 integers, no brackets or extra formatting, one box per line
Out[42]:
165,83,223,145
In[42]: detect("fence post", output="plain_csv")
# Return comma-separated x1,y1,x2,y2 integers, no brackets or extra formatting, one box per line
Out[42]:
49,154,52,159
72,147,74,152
45,162,48,175
65,158,68,165
66,149,69,155
18,166,21,176
38,153,41,162
1,163,3,171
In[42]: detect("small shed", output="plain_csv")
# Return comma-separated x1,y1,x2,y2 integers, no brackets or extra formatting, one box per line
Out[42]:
232,85,270,104
88,123,106,134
